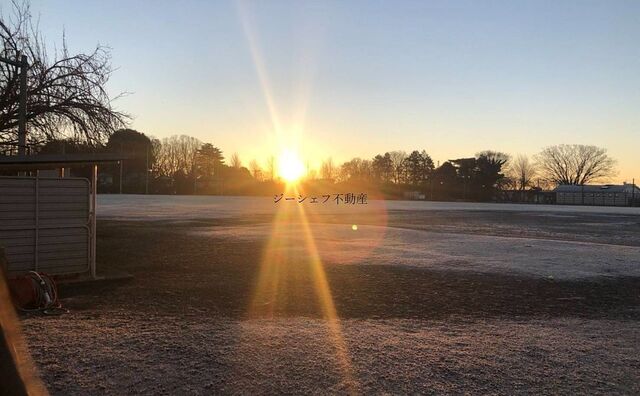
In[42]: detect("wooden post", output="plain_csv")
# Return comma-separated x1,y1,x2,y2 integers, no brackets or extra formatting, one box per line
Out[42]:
91,164,98,279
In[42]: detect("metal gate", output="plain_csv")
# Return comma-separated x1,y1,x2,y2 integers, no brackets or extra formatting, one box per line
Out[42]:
0,176,92,275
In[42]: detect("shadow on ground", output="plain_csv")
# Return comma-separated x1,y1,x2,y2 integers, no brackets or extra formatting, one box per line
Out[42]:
56,218,640,321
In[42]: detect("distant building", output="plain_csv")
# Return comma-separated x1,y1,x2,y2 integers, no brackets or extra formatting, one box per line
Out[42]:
403,191,426,200
554,183,640,206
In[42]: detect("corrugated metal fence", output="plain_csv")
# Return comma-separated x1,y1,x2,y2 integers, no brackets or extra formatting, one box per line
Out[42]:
0,176,91,275
556,191,634,206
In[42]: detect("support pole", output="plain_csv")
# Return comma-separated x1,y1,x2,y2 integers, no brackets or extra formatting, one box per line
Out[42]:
145,144,149,194
17,54,28,156
119,143,123,194
34,172,39,272
90,164,98,279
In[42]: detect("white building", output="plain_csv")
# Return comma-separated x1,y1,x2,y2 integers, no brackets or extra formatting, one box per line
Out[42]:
554,183,640,206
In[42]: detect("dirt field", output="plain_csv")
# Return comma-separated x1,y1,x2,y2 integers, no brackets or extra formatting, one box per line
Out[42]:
20,196,640,394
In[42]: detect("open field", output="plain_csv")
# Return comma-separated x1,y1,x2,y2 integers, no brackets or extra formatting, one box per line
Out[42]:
21,196,640,394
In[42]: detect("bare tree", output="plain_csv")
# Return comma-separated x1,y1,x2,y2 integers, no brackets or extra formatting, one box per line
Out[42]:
249,159,262,180
306,168,317,180
150,137,166,176
230,152,241,168
508,154,537,191
533,177,554,191
265,156,276,181
339,157,372,182
0,2,128,149
320,157,336,180
536,144,616,185
154,135,202,177
389,150,407,184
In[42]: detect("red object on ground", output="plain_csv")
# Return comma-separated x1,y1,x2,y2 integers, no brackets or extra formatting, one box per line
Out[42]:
8,277,37,309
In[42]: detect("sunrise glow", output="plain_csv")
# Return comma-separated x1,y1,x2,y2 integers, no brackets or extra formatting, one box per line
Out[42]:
278,149,305,183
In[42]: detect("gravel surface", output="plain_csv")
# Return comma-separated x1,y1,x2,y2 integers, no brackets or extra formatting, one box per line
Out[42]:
22,316,640,395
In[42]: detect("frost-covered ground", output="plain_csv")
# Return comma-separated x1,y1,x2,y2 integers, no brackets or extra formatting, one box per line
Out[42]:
195,224,640,280
97,194,640,220
20,195,640,394
23,315,640,395
101,194,640,280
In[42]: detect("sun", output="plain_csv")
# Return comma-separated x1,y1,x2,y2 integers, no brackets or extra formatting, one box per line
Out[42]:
278,149,305,183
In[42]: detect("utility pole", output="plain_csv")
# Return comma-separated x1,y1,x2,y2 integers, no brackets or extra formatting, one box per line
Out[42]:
0,52,29,155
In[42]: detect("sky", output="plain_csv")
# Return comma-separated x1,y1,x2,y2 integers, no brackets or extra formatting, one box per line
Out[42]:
17,0,640,181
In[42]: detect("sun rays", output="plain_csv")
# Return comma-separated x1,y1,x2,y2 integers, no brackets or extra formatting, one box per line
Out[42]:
247,183,359,392
236,2,358,390
235,0,325,178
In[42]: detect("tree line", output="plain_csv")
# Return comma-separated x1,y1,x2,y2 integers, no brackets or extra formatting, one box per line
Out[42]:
315,150,510,201
40,129,256,195
29,128,618,201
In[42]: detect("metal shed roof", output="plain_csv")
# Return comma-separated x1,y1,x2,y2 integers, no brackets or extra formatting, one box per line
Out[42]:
554,184,639,194
0,153,126,170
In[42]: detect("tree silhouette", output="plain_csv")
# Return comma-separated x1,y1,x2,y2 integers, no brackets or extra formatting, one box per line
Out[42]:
196,143,225,179
107,129,152,174
450,152,509,201
153,135,201,178
265,156,276,181
105,129,152,193
320,157,337,180
403,150,434,186
0,2,127,148
372,153,393,182
475,151,509,201
249,159,262,180
339,158,371,181
536,144,616,185
230,152,242,168
389,151,408,184
508,154,537,192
